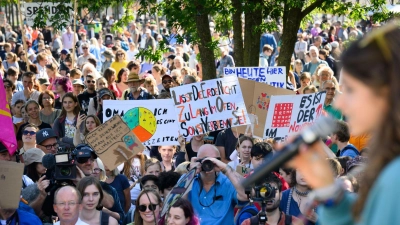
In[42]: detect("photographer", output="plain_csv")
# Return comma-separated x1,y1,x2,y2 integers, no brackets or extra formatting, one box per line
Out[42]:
188,144,249,225
240,173,303,225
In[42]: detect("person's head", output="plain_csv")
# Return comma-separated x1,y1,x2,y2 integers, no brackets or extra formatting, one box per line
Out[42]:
23,148,46,182
326,158,342,177
60,92,80,117
183,75,197,85
279,167,294,185
25,100,40,120
13,99,25,117
73,144,98,176
161,74,173,91
127,61,141,74
36,128,58,154
134,188,163,225
152,64,165,78
257,172,283,212
85,74,97,91
72,79,84,96
76,176,104,211
45,63,58,77
140,175,161,193
129,42,136,50
92,158,106,181
125,72,145,93
82,63,98,80
158,171,180,198
116,68,129,84
4,43,11,52
322,80,336,101
167,198,199,225
5,52,17,63
251,142,273,169
38,90,56,108
145,158,162,176
318,66,334,83
22,72,36,90
96,77,108,90
294,59,303,72
309,46,319,60
336,156,352,175
21,123,38,145
36,52,48,66
173,56,184,69
303,85,318,94
81,43,90,55
144,76,158,94
236,136,254,162
262,44,273,56
84,115,101,135
6,67,18,83
55,77,73,94
53,186,82,224
300,72,311,87
172,74,182,87
331,120,350,145
115,49,126,62
339,175,359,193
158,146,176,163
196,144,221,177
289,169,309,188
103,68,116,84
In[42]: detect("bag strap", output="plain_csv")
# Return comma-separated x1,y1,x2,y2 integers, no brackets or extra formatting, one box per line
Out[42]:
285,214,292,225
100,211,109,225
250,215,259,225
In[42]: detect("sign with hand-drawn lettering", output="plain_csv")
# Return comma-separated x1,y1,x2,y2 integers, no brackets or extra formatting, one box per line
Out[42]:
0,161,24,209
263,92,326,141
224,67,287,89
170,76,250,137
85,115,143,170
103,100,180,146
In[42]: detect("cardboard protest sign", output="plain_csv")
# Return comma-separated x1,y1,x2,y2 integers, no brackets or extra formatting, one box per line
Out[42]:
236,165,250,176
263,92,326,141
24,2,72,27
224,67,287,89
103,100,180,146
85,115,143,170
0,161,24,209
170,76,250,137
233,79,294,138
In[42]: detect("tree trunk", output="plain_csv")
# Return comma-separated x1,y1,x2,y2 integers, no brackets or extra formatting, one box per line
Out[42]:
194,1,216,80
243,0,263,66
231,0,244,66
278,7,303,75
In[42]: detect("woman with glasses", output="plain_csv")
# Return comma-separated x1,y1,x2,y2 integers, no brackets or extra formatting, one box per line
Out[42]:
73,115,101,146
54,77,73,109
105,166,132,213
18,124,38,161
76,176,118,225
53,92,81,150
134,188,162,225
110,49,128,76
38,90,61,126
2,52,19,71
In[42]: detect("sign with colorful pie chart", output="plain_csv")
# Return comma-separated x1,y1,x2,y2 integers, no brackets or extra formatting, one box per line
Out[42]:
123,107,157,142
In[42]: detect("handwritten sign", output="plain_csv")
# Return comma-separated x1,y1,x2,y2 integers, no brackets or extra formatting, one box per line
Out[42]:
264,92,326,141
170,76,250,137
224,67,287,89
103,100,180,146
85,115,143,170
236,165,250,176
24,2,72,27
0,161,24,209
235,78,294,138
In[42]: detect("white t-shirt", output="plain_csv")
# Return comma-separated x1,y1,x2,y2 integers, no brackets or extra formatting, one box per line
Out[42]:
54,218,89,225
126,49,139,61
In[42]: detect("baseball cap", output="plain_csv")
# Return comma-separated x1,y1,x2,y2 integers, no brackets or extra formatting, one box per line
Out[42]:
38,77,50,85
167,54,176,60
162,74,172,80
36,128,58,145
60,49,70,55
98,88,113,99
0,142,8,153
73,144,97,161
23,148,45,166
72,79,84,87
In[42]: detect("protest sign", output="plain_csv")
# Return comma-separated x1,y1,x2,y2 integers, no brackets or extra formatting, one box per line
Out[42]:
234,78,294,138
170,76,250,137
0,12,5,25
223,67,287,89
24,2,72,27
263,92,326,141
236,165,250,176
0,161,24,209
85,115,143,170
103,100,180,146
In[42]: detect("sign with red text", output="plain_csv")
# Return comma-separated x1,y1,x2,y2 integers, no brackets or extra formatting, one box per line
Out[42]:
263,92,326,141
170,76,250,137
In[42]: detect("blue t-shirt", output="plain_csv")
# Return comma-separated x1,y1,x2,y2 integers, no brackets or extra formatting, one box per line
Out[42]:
339,144,359,158
108,174,130,212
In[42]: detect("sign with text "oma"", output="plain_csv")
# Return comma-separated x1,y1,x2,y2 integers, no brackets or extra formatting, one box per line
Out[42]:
223,67,287,89
24,2,72,27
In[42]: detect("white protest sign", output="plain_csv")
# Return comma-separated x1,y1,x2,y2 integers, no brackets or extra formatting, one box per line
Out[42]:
263,92,326,141
223,67,287,89
170,76,250,137
103,100,180,146
24,2,72,27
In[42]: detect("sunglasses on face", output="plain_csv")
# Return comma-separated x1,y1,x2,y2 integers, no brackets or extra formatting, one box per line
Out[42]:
117,53,123,56
23,130,36,136
77,157,94,164
87,80,95,84
138,204,158,212
162,80,173,84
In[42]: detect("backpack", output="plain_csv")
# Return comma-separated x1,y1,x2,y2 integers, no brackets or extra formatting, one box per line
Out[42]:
235,204,259,225
336,144,360,157
249,213,292,225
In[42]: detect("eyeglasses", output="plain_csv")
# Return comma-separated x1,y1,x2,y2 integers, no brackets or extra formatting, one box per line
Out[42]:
55,201,78,207
117,53,123,56
162,80,173,84
23,130,36,136
77,157,94,164
82,47,88,49
325,87,336,91
93,168,102,173
87,80,95,83
40,143,59,150
138,204,158,212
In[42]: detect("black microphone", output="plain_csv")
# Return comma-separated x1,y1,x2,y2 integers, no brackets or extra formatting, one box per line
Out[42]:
242,116,336,187
42,154,56,169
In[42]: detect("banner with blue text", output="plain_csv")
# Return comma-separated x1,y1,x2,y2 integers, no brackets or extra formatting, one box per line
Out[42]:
223,67,287,88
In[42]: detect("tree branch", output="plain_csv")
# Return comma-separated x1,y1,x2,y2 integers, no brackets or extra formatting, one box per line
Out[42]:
301,0,325,18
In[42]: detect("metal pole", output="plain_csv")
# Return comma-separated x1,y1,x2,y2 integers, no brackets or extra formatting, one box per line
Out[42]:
17,0,30,72
72,0,78,66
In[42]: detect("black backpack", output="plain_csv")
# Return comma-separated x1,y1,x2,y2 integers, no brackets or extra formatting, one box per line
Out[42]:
249,213,292,225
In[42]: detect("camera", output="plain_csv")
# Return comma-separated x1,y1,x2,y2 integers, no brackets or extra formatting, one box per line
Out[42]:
54,153,77,180
254,183,277,201
196,158,215,172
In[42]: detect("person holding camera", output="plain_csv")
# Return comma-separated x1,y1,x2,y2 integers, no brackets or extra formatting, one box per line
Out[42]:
240,173,304,225
188,144,249,225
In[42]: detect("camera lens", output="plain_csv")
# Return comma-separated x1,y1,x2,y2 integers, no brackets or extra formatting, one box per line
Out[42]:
201,160,214,172
59,166,72,176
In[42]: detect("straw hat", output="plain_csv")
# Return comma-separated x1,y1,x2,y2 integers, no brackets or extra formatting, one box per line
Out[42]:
124,72,145,84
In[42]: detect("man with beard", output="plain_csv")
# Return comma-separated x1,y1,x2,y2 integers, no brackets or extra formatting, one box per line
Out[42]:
78,74,97,113
303,46,328,75
122,72,155,100
240,173,304,225
160,73,173,96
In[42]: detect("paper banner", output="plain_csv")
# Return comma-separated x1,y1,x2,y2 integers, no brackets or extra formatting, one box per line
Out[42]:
223,67,287,89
